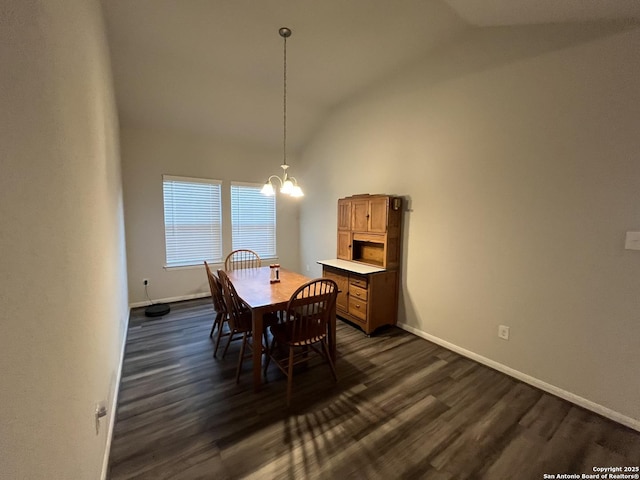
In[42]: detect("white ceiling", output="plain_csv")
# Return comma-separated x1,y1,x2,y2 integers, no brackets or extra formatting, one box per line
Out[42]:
102,0,640,152
445,0,640,26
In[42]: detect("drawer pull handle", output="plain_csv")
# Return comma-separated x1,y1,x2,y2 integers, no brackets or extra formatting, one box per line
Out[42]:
355,292,361,297
356,304,361,308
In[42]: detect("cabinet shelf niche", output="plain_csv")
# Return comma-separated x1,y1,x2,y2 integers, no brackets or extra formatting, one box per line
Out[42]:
352,240,384,267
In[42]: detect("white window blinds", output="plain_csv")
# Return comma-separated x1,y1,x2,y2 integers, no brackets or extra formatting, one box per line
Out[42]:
163,175,223,267
231,182,276,258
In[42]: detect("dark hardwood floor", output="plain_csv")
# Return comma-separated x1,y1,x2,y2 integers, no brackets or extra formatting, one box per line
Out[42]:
108,298,640,479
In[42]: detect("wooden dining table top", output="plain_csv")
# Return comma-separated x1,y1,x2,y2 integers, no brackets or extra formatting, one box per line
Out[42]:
224,266,311,309
223,265,336,392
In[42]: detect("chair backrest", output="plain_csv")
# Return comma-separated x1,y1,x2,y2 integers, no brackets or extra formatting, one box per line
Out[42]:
224,249,261,271
284,279,338,344
204,261,226,313
217,269,251,331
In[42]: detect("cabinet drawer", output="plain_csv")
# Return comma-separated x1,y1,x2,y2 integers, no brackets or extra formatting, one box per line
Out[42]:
349,275,368,289
349,284,368,301
348,296,367,321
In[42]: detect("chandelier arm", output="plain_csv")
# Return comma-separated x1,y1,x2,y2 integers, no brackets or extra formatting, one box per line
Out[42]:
267,174,284,186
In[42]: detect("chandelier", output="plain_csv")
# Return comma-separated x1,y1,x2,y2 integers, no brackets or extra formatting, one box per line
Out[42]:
261,27,303,198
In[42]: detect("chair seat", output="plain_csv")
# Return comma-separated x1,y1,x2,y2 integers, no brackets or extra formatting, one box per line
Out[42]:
270,322,326,346
235,309,279,333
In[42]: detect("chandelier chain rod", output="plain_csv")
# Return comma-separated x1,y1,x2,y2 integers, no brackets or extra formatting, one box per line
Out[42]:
283,32,287,167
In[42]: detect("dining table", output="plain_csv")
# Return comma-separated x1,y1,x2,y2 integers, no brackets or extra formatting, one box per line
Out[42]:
224,266,337,392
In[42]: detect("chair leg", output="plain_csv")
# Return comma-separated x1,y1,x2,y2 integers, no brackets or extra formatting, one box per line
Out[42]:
263,330,270,354
209,312,220,338
236,332,248,384
263,336,276,378
210,311,222,338
286,346,295,407
321,340,338,382
222,329,236,359
213,314,226,358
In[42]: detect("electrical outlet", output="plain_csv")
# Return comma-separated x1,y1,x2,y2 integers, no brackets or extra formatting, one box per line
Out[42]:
143,278,149,286
498,325,510,340
306,264,310,272
95,401,107,434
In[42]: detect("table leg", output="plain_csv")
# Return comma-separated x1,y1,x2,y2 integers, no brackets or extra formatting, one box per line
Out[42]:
252,309,264,392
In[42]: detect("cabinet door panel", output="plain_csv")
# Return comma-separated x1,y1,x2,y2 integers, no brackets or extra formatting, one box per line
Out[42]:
323,268,349,313
337,231,351,260
337,199,351,231
368,197,388,233
351,199,369,232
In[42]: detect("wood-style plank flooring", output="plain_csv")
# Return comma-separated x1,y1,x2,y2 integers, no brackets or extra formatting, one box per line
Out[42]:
108,298,640,479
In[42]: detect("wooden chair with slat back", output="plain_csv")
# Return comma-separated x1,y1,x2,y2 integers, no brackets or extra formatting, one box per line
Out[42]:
224,249,261,271
264,278,338,406
204,261,229,357
217,269,278,383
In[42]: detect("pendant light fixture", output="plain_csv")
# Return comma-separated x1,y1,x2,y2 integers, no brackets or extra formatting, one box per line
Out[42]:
261,27,303,198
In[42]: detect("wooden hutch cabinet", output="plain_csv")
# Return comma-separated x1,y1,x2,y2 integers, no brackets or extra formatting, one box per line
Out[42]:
320,194,403,335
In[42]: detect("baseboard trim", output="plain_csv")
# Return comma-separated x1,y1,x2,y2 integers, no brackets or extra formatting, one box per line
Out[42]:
397,322,640,433
100,307,130,480
129,292,210,309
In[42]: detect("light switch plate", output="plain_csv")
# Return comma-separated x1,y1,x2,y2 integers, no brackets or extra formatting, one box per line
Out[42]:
625,232,640,250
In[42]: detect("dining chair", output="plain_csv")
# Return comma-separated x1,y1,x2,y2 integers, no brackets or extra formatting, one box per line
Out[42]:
217,269,278,383
204,261,229,358
224,249,261,271
264,278,338,406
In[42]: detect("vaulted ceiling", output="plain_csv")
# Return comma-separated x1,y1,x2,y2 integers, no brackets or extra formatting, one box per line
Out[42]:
102,0,640,152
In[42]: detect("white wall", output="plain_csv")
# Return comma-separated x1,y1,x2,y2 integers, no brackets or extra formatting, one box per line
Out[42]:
0,1,129,478
299,25,640,425
122,126,302,305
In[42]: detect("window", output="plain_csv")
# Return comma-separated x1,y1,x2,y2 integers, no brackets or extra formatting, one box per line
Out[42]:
231,182,276,258
163,175,222,267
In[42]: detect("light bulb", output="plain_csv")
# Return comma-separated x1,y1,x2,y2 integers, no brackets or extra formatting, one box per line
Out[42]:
281,179,294,194
261,182,275,196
